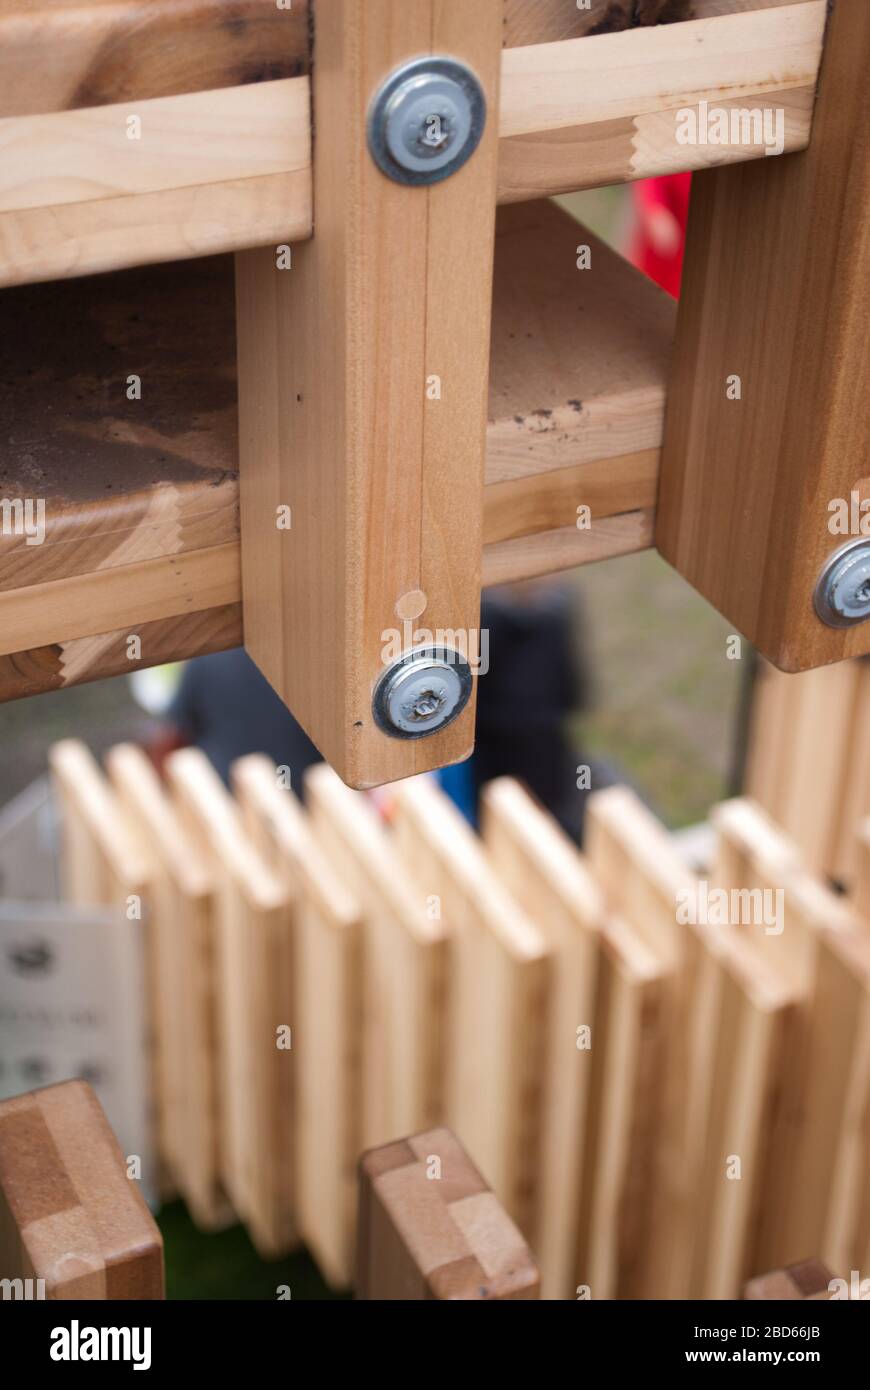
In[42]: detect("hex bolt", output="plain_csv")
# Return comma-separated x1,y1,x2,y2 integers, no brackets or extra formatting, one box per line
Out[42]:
814,538,870,628
372,646,473,739
367,57,487,186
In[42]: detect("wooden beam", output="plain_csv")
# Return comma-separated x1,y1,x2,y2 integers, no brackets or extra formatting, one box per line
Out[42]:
0,1,809,119
0,1080,163,1299
236,0,503,788
498,3,823,202
356,1128,539,1300
0,605,242,704
0,80,308,214
657,0,870,672
0,4,825,287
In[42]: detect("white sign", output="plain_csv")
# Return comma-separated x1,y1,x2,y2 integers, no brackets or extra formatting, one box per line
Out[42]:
0,781,155,1203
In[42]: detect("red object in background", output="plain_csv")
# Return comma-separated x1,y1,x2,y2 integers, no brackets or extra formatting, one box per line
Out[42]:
629,173,692,299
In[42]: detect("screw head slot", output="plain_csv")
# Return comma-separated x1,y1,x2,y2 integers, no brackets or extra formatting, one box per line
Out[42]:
367,57,486,186
373,645,473,739
814,538,870,628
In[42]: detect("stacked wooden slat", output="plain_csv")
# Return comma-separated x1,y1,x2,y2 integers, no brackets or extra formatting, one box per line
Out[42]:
43,739,870,1299
745,657,870,886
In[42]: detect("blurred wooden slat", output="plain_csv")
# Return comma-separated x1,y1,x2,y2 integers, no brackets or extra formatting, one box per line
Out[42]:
391,776,547,1240
165,747,295,1257
232,754,363,1290
710,799,867,1274
481,777,604,1300
822,934,870,1282
583,786,697,1298
745,660,870,885
304,764,446,1152
106,743,229,1232
745,1259,834,1302
855,819,870,922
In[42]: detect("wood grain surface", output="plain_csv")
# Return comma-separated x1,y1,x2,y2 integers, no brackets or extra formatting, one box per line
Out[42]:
0,1,803,117
0,1080,163,1299
657,0,870,671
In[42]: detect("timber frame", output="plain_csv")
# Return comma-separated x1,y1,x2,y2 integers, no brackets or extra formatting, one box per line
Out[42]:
0,0,867,786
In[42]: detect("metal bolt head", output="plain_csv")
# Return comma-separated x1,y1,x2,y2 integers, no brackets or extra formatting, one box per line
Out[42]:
373,645,473,739
814,538,870,628
367,57,486,186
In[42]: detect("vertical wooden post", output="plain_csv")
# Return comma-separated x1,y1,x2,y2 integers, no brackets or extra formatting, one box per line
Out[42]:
236,0,503,787
356,1127,539,1300
657,0,870,671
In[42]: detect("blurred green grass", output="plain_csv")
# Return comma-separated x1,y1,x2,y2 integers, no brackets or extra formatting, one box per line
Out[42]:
157,1202,344,1302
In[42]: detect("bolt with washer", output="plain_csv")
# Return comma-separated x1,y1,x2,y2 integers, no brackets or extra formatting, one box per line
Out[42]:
373,645,473,739
814,538,870,628
367,57,487,186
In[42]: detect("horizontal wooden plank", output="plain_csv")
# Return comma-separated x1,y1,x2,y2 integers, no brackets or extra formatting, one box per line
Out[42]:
502,10,819,131
0,542,240,656
0,507,655,700
0,171,309,289
0,1,807,118
482,509,656,586
0,4,825,285
0,79,309,214
484,451,658,543
499,84,815,204
0,603,242,703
